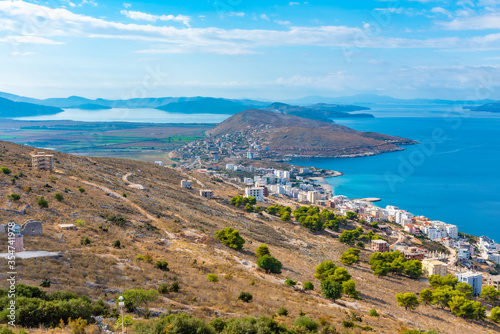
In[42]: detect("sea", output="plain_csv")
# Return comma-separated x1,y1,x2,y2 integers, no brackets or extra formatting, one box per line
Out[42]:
290,105,500,242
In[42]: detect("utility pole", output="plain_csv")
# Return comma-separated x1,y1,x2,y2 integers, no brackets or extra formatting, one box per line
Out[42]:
118,296,125,334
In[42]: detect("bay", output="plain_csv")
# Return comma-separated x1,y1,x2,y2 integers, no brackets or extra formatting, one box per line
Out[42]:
291,106,500,241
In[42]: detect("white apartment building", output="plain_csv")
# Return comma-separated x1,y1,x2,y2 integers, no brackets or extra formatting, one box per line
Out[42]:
307,191,320,204
245,187,265,202
456,272,483,296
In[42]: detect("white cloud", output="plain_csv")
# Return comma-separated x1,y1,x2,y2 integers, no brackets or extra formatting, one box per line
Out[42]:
0,35,63,45
289,2,300,5
121,10,191,26
123,3,131,8
441,12,500,30
3,1,500,55
275,20,291,25
260,14,270,21
431,7,452,18
226,12,245,17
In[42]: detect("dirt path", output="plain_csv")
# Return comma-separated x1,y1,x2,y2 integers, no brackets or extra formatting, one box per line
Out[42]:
122,173,145,190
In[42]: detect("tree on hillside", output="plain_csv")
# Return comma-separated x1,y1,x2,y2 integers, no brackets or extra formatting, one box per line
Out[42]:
346,211,357,220
396,293,420,311
314,261,337,280
480,286,499,303
321,279,343,302
328,267,352,284
428,274,458,289
215,227,245,250
256,255,282,274
490,306,500,323
340,248,360,266
419,288,434,305
255,244,271,258
121,289,159,312
342,279,359,299
455,282,473,299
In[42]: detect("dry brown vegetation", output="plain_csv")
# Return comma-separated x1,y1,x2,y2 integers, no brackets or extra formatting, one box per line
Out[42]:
0,140,499,333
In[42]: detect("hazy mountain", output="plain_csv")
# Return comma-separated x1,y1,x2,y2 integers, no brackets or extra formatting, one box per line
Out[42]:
156,97,262,115
78,103,112,110
0,97,63,117
465,101,500,112
264,102,373,121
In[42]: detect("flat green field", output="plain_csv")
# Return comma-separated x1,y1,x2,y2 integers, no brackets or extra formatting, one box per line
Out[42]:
0,119,214,164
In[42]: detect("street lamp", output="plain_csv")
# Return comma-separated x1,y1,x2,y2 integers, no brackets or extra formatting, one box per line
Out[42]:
118,296,125,334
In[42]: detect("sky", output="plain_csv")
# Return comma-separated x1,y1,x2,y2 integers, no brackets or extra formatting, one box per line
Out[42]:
1,0,500,100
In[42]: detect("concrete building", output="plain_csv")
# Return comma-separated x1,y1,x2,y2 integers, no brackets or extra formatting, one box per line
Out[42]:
246,152,254,159
456,272,483,296
154,161,163,166
200,190,214,199
307,191,320,204
458,248,470,260
422,259,448,277
486,275,500,290
31,152,54,171
245,187,265,202
445,224,459,239
403,247,425,260
371,239,389,252
181,179,193,189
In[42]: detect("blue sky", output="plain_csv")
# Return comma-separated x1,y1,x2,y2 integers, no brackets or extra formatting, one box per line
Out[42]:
1,0,500,100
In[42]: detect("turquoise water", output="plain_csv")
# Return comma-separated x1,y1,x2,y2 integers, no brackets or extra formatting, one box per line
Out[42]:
291,107,500,241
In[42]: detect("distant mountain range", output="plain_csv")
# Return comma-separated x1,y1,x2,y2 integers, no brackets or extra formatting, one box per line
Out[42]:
0,97,63,117
0,92,373,119
264,102,373,122
284,94,496,106
464,101,500,112
207,109,415,158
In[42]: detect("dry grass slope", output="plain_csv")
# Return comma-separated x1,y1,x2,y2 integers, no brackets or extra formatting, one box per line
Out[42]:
0,140,498,334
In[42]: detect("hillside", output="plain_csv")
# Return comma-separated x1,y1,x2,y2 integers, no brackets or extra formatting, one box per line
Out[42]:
465,101,500,112
75,103,112,110
0,141,498,334
265,102,373,120
156,98,259,115
0,97,63,118
207,109,415,157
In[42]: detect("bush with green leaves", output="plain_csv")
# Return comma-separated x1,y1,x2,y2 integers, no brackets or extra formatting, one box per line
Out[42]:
480,285,499,302
113,240,121,248
303,281,314,290
340,248,361,265
120,289,159,312
53,193,64,201
342,279,359,299
238,292,253,303
369,251,422,279
293,206,340,232
449,295,486,320
294,316,319,332
285,279,297,287
0,167,11,174
154,260,169,271
255,244,271,258
321,279,343,302
215,227,245,250
396,292,420,311
256,255,282,274
37,196,49,208
81,237,91,246
277,306,288,316
230,195,256,207
368,309,379,317
207,274,219,283
78,187,85,193
339,227,363,245
6,193,20,201
490,306,500,323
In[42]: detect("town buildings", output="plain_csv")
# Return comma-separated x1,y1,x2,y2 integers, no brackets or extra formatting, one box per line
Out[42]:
200,190,214,198
30,151,54,171
371,239,389,252
456,272,483,296
422,259,448,277
245,187,265,202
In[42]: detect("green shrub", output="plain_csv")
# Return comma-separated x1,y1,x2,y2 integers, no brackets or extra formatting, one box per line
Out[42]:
158,284,170,295
170,281,180,293
78,187,85,193
154,261,169,272
303,281,314,290
113,240,121,248
215,227,245,250
255,244,271,258
285,279,297,287
369,308,379,317
342,320,355,328
81,237,91,246
207,274,219,283
53,193,64,201
238,292,253,303
37,196,49,208
256,255,282,274
6,194,20,201
0,167,11,174
75,219,85,227
294,316,319,332
277,306,288,316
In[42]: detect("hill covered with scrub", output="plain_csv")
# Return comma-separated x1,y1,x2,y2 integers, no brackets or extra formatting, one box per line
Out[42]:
0,140,499,334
